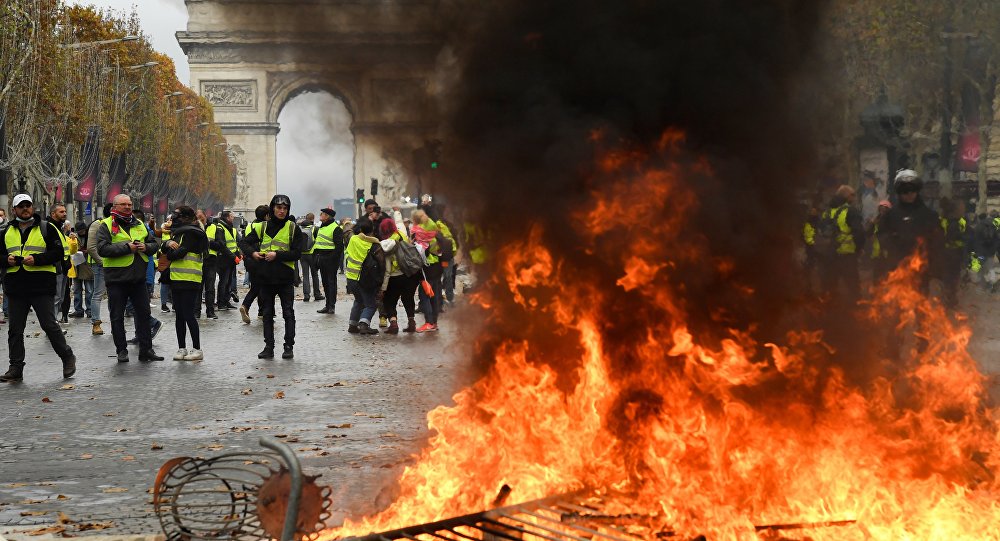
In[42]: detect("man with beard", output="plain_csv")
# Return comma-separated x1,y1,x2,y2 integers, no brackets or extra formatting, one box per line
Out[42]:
95,194,163,362
877,169,943,290
239,194,302,359
313,208,343,314
0,194,76,381
49,204,71,323
212,211,239,312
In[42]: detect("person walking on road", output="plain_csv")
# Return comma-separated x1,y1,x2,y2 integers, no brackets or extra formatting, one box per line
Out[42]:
85,203,111,335
48,204,71,323
0,194,76,382
161,206,208,361
344,219,384,335
239,194,302,359
313,208,343,314
213,211,239,311
379,218,419,333
240,205,268,324
95,194,163,363
297,213,320,302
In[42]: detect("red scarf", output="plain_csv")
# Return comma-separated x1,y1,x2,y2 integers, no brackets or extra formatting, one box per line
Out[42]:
110,209,135,235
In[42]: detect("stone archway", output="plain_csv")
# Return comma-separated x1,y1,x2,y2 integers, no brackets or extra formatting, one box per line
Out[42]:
176,0,442,213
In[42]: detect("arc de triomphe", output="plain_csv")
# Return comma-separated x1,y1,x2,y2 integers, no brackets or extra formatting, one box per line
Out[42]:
177,0,442,211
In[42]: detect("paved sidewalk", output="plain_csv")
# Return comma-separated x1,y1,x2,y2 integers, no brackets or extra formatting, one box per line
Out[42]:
0,282,476,536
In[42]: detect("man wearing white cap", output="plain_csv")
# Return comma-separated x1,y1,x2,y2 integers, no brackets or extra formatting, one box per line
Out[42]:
0,194,76,382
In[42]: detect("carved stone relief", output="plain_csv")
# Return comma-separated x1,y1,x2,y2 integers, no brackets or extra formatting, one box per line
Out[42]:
202,80,258,111
227,144,251,208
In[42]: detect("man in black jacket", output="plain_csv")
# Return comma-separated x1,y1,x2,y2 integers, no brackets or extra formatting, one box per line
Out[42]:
313,208,344,314
239,204,269,323
239,194,302,359
214,211,238,311
0,194,76,382
877,169,942,291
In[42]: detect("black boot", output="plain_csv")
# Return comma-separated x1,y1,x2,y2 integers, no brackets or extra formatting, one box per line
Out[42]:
258,347,274,359
358,322,379,335
282,345,294,359
139,349,164,361
0,366,23,382
62,356,76,378
207,308,218,320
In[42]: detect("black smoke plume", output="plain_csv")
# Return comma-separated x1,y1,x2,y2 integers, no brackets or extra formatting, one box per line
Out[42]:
433,0,828,359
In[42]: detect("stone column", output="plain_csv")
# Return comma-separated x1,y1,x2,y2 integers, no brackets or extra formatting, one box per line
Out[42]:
220,123,279,209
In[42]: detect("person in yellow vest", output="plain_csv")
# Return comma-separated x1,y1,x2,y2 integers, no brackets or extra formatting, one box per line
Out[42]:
344,218,384,335
0,194,76,382
239,204,269,324
84,202,112,335
297,212,321,303
160,206,208,361
94,194,163,363
938,197,967,308
313,208,344,314
49,204,71,323
819,185,864,302
238,194,303,359
410,209,442,332
212,211,239,312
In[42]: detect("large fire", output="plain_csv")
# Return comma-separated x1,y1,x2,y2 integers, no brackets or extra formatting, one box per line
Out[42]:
328,132,1000,540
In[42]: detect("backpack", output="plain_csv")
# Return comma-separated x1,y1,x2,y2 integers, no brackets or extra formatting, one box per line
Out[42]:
813,207,845,256
300,225,315,253
358,243,386,290
436,231,455,262
395,239,424,277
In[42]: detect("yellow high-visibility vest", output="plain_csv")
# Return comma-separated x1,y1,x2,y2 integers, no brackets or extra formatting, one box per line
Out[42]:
344,234,373,281
4,224,56,274
101,217,149,267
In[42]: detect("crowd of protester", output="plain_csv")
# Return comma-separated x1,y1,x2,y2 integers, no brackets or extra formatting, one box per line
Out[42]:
802,168,1000,308
0,191,479,382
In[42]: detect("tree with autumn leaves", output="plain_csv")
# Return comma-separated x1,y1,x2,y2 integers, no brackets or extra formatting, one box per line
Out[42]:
819,0,1000,209
0,0,234,210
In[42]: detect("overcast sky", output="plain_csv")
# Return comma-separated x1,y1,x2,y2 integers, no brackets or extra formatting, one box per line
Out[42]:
67,0,355,210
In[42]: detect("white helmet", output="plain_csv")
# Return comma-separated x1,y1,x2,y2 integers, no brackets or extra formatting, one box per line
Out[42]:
893,169,922,193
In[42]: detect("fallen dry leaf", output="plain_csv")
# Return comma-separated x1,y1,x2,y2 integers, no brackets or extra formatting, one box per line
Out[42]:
56,495,69,500
368,414,385,419
103,412,115,417
297,447,321,452
59,384,75,390
18,499,45,505
241,388,253,395
41,397,52,403
352,412,368,416
272,391,285,399
207,443,224,450
80,453,94,460
327,423,352,429
4,482,29,488
101,487,128,493
20,511,48,516
150,443,163,450
274,434,288,438
266,374,275,379
313,451,330,457
57,511,73,524
121,455,135,461
115,427,128,432
25,525,65,536
76,521,115,531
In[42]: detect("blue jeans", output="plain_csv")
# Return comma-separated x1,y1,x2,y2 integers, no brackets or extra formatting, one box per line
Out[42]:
89,264,105,324
418,264,443,324
160,281,172,307
73,277,94,315
347,279,377,325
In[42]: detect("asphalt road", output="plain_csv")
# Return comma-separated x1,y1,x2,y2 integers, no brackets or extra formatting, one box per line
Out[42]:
0,280,478,535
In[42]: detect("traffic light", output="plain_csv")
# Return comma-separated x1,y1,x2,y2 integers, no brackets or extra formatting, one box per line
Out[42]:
356,188,365,204
428,140,442,170
370,177,378,196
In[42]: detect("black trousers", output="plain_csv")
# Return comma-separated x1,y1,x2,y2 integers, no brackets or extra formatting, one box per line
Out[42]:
216,260,234,307
202,256,218,309
316,251,340,311
108,280,153,353
171,286,201,350
8,294,73,367
260,283,295,348
820,253,860,303
383,274,419,321
242,271,259,309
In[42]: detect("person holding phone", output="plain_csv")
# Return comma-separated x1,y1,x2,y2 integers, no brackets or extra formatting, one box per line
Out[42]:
94,194,163,363
0,194,76,382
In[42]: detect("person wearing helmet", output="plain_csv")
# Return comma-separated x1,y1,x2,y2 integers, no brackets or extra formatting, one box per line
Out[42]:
876,169,942,287
239,194,303,359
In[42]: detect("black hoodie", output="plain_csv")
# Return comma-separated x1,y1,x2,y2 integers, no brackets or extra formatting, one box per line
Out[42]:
0,214,65,298
878,196,942,268
238,216,302,285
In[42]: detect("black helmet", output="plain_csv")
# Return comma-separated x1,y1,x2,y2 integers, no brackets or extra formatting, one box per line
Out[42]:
269,194,291,215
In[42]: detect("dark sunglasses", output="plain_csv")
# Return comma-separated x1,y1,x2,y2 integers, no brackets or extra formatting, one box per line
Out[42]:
15,202,32,208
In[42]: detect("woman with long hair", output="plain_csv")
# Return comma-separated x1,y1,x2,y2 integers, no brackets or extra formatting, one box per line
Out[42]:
160,206,208,360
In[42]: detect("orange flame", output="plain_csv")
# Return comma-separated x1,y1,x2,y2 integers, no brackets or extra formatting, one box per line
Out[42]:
327,133,1000,540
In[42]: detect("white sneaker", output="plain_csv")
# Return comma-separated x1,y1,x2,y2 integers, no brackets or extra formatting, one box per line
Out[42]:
183,349,204,361
173,348,188,360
